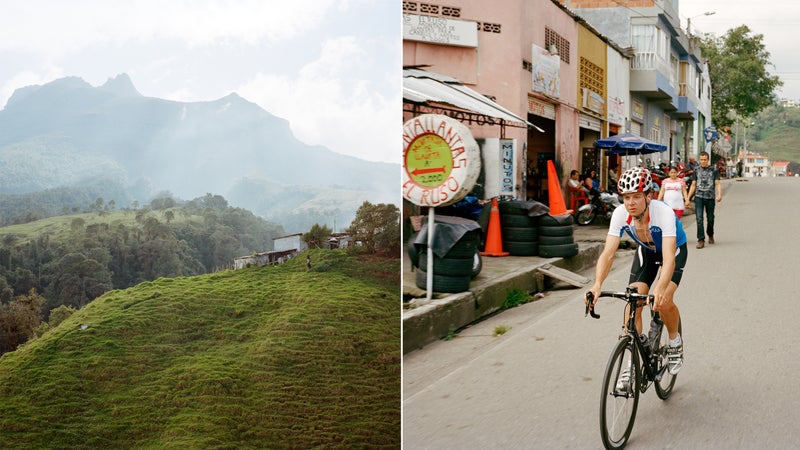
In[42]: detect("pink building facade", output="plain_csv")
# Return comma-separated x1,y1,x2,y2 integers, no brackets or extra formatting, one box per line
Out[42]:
403,0,619,206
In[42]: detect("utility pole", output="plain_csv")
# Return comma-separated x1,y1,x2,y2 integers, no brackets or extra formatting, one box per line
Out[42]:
687,11,715,37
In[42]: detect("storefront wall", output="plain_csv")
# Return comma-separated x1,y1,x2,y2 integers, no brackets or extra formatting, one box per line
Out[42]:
576,25,608,187
403,1,589,203
520,1,579,202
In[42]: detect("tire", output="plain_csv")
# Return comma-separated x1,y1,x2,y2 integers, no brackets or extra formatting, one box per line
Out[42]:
504,240,539,256
471,252,482,278
654,318,682,399
538,225,574,237
498,200,533,215
576,208,597,226
501,214,538,228
600,337,640,450
538,214,574,227
538,242,579,258
501,226,538,242
414,269,471,293
538,234,574,246
418,250,472,276
407,233,421,268
445,232,481,259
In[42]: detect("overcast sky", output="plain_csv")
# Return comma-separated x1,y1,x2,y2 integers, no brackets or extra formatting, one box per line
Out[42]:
680,0,800,102
0,0,400,164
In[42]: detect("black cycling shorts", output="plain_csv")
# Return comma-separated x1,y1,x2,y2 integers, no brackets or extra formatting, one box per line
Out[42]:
629,242,688,287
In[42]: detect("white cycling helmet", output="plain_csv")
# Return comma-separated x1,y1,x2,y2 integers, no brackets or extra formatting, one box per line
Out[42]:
617,167,653,195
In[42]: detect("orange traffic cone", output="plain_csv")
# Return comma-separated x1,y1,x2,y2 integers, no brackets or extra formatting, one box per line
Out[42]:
480,198,509,257
547,160,571,216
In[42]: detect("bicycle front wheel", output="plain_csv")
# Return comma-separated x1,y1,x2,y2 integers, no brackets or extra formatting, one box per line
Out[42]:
600,336,639,449
654,319,682,399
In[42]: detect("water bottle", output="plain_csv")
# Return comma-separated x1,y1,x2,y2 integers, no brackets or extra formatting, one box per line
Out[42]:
638,333,649,352
648,314,663,352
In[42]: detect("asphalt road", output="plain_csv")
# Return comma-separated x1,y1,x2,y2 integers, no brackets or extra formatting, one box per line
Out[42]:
403,176,800,449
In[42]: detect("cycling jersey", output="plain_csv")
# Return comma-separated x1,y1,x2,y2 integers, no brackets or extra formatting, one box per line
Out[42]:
608,199,687,253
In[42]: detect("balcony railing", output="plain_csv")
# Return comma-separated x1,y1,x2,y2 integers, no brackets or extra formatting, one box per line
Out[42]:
631,52,655,70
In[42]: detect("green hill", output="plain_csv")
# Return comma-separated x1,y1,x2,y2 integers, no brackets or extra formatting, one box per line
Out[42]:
0,249,400,448
744,105,800,163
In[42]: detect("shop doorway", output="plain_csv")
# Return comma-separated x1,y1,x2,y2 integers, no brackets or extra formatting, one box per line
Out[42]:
526,113,555,202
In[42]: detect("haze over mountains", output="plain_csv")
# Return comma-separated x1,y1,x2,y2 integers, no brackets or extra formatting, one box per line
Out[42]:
0,74,398,232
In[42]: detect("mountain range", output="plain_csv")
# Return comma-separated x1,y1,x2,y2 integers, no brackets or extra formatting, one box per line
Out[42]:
0,74,398,232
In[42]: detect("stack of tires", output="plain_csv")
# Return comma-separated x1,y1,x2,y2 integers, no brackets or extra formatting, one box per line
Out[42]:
415,231,480,293
498,201,539,256
537,214,580,258
408,228,483,294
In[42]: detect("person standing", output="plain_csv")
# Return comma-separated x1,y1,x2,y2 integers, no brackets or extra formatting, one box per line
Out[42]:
684,157,698,195
687,151,722,249
657,165,690,219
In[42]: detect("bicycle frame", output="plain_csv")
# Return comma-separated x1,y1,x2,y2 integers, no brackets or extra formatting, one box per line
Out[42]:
586,286,668,391
625,311,666,392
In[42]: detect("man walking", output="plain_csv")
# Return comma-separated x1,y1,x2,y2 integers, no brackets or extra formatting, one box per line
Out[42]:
687,151,722,249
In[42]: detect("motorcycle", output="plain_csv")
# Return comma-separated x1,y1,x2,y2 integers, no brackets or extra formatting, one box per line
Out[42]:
576,189,622,226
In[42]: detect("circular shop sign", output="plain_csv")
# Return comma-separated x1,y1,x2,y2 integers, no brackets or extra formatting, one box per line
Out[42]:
402,114,481,207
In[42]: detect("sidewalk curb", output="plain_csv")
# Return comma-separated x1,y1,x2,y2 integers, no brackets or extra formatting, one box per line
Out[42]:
402,240,604,354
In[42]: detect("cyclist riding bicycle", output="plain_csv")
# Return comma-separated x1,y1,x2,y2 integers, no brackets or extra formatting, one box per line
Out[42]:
585,167,686,378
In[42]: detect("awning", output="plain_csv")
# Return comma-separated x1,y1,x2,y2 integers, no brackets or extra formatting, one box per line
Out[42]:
594,132,667,155
403,68,543,132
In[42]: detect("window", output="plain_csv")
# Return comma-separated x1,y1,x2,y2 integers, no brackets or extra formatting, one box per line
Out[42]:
649,126,661,145
545,27,571,64
631,24,669,70
631,25,655,69
657,27,669,63
579,56,604,98
671,54,678,88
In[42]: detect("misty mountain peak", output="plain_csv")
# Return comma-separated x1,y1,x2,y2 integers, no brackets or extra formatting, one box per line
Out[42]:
5,76,93,109
99,73,141,97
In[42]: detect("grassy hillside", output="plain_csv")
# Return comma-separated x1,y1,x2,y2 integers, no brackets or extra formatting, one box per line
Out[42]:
0,249,400,448
747,105,800,163
0,209,180,244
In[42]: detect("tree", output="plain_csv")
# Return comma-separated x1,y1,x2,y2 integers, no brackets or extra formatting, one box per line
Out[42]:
302,223,332,249
347,201,400,253
699,25,783,130
0,288,45,353
43,253,112,309
70,217,86,233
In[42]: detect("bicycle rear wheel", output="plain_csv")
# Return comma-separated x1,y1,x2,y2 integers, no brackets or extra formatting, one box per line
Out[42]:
654,319,682,399
600,336,639,449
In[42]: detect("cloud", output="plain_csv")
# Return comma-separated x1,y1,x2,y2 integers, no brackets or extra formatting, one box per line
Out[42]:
238,35,400,163
0,0,340,57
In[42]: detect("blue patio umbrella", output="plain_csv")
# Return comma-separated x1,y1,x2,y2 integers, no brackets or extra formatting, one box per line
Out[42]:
594,132,667,155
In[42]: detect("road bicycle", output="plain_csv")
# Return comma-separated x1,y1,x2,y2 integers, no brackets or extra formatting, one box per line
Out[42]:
585,286,682,449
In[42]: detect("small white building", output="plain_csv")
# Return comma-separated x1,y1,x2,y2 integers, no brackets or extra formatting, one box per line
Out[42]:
233,249,297,269
742,152,771,177
273,233,308,253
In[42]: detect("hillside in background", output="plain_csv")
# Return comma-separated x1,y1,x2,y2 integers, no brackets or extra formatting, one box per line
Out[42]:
739,105,800,164
0,195,285,312
0,249,400,447
0,74,399,233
